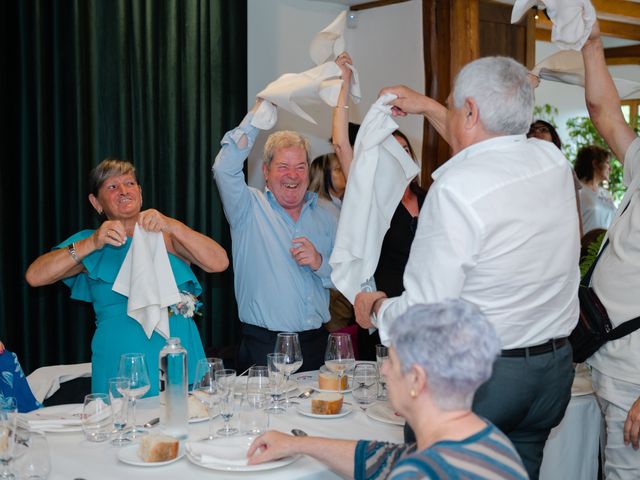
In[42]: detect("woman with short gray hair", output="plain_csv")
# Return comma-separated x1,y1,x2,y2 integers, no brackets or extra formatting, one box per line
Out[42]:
246,300,528,479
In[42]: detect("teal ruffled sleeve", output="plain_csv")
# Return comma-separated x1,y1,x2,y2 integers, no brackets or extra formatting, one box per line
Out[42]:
55,230,201,302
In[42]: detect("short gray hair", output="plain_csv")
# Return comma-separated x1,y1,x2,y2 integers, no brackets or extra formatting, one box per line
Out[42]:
89,158,137,196
453,56,533,135
388,300,501,410
263,131,311,168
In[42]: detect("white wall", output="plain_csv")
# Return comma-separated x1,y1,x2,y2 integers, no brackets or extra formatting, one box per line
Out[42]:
247,0,424,188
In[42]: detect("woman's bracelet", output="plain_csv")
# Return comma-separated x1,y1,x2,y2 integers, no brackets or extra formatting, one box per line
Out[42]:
335,104,349,110
67,242,80,264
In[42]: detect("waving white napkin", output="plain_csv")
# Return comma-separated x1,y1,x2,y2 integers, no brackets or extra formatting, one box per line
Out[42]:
330,93,420,303
112,224,180,339
251,10,361,130
185,441,249,466
532,50,640,99
26,362,92,403
511,0,596,50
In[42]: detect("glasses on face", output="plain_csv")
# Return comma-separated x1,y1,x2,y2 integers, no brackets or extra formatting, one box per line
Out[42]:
528,125,550,135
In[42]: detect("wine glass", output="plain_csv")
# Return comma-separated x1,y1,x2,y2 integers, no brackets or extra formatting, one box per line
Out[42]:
274,333,303,410
0,397,17,479
108,377,131,445
215,369,238,437
117,353,151,439
12,431,50,480
375,344,389,400
193,358,221,441
324,332,355,393
266,353,286,414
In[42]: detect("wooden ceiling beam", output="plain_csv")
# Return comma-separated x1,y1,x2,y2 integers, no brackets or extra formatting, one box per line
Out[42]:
591,0,640,21
536,16,640,42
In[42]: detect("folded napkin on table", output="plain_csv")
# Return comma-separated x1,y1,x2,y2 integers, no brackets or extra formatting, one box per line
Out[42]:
26,362,92,404
185,441,250,466
112,224,180,340
531,50,640,100
511,0,596,50
330,93,420,303
17,404,83,430
252,10,361,130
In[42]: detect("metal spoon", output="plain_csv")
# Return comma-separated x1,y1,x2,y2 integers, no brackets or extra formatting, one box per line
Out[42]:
291,429,308,437
143,417,159,428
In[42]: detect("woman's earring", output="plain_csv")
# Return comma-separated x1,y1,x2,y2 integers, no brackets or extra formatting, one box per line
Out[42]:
410,389,417,398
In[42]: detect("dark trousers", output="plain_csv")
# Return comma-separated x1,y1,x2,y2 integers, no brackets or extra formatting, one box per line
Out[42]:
404,342,574,480
236,323,328,374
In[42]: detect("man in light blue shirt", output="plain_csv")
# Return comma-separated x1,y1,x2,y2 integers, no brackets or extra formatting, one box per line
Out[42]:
213,100,337,372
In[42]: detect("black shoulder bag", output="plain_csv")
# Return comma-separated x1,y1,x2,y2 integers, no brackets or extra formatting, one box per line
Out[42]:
570,229,640,362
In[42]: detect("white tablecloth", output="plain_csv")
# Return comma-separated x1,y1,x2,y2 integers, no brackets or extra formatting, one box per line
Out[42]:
540,393,602,480
44,394,403,480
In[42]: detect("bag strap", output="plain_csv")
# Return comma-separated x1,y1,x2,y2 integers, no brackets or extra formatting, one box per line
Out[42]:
609,316,640,341
582,201,632,286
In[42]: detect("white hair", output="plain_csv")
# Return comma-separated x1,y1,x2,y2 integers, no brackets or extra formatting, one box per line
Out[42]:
453,56,533,135
388,300,501,411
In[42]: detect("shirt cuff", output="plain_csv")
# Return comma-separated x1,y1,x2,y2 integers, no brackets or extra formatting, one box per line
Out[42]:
226,112,259,148
376,298,392,345
313,254,333,285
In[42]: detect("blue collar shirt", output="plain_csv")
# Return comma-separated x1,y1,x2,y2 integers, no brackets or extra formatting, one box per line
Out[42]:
212,112,337,332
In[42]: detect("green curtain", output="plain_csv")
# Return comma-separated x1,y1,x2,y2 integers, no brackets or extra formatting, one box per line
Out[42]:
1,0,246,373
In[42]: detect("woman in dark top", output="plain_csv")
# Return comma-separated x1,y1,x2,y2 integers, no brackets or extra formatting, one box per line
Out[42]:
333,53,426,360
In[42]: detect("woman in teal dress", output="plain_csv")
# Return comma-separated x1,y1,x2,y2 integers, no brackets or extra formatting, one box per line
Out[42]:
26,159,229,395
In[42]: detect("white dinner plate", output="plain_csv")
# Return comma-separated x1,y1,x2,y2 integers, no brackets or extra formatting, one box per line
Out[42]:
185,436,299,472
117,443,185,467
234,378,297,395
17,404,84,433
365,403,405,426
188,414,214,424
294,371,353,394
296,399,352,419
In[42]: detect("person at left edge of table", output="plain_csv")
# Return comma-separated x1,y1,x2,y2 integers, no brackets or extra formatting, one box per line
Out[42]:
0,341,41,412
212,99,338,373
25,158,229,396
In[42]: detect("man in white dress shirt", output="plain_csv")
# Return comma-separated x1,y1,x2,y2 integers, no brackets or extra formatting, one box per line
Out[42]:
580,22,640,480
355,56,580,480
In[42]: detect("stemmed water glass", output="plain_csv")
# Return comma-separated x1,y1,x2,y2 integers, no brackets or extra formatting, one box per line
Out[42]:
0,397,17,479
117,353,151,439
246,366,270,396
193,358,221,441
108,377,131,445
375,344,389,400
215,369,238,437
266,353,286,414
324,332,355,393
12,431,50,480
274,333,303,410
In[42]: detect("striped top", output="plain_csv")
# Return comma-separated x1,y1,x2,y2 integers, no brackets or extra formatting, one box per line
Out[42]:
354,423,528,480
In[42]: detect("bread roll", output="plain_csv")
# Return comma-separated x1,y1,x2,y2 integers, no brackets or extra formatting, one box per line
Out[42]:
188,395,208,419
318,371,349,391
311,392,343,415
138,434,179,462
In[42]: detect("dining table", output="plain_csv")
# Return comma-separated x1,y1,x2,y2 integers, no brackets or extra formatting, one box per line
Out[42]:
29,372,404,480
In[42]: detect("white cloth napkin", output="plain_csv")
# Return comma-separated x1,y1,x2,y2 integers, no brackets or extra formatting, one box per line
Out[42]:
330,93,420,303
17,404,84,430
112,224,180,339
511,0,596,50
531,50,640,100
185,441,249,466
26,362,92,403
251,10,361,130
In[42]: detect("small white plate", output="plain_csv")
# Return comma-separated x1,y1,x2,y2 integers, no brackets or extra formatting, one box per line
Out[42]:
117,443,185,467
188,415,213,424
296,400,352,419
294,372,353,394
185,436,299,472
365,403,405,426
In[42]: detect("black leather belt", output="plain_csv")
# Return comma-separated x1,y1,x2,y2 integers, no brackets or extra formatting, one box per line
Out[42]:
501,338,568,357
